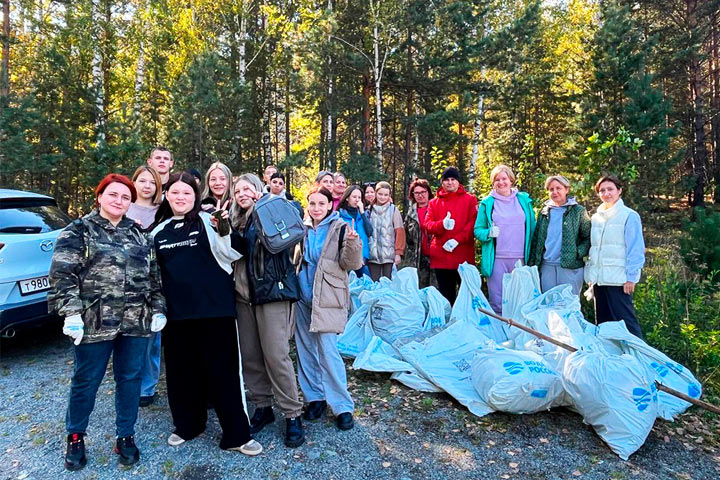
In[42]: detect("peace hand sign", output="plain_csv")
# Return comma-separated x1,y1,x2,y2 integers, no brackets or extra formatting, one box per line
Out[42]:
346,219,359,239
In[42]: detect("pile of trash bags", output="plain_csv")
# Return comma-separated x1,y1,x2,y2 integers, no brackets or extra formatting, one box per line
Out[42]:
338,263,704,460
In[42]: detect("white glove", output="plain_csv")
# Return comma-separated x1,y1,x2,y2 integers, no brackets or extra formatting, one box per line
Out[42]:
63,314,84,346
151,313,167,332
443,212,455,230
489,225,500,238
583,285,594,302
443,239,459,252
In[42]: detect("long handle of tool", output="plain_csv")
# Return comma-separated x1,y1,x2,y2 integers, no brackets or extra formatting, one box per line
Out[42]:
477,307,720,416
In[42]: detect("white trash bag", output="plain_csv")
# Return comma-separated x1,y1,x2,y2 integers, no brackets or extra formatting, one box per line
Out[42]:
451,263,508,342
597,321,702,421
420,286,451,330
562,350,658,460
471,347,564,414
502,264,541,333
361,268,426,344
352,335,412,373
337,304,374,358
396,319,495,418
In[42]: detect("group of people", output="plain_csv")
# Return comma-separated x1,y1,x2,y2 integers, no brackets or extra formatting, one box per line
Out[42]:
47,146,645,472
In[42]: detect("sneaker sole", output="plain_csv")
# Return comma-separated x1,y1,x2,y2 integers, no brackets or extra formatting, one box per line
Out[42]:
114,448,139,466
64,458,87,472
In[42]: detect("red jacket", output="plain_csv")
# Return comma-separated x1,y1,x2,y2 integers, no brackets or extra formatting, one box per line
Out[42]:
423,185,478,269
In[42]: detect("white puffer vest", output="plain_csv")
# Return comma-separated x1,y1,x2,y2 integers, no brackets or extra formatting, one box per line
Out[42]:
368,203,397,263
584,199,631,286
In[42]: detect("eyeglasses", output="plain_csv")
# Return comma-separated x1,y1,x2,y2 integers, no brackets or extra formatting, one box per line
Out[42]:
412,190,428,196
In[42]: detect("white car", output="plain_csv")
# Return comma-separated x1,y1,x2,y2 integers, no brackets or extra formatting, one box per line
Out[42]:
0,189,72,337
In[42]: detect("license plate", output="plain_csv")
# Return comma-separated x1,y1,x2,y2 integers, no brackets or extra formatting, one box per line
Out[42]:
18,276,51,295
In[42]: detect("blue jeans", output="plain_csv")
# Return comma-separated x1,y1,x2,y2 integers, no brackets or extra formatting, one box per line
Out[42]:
140,332,161,396
66,335,149,437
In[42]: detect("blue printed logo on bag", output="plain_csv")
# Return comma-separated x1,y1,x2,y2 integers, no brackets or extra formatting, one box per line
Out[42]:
650,361,669,377
632,388,653,412
503,361,524,376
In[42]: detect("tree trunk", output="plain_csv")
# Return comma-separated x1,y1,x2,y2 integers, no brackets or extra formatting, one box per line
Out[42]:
133,38,145,119
362,66,372,155
1,0,9,106
91,0,105,146
374,20,383,171
688,0,707,207
403,26,413,213
712,13,720,204
326,0,333,171
234,10,247,164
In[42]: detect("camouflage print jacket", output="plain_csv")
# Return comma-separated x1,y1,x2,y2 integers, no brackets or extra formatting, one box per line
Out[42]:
48,210,165,344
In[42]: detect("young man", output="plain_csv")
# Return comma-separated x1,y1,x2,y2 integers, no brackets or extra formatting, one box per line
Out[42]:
263,165,278,193
147,147,174,192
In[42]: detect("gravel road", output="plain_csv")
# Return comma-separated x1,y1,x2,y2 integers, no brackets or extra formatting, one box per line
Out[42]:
1,322,719,480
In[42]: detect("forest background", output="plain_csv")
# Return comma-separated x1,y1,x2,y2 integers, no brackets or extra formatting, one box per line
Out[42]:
1,0,720,401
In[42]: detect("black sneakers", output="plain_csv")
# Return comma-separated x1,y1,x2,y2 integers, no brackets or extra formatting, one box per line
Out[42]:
249,406,276,435
285,417,305,448
336,412,354,431
139,393,155,408
303,400,327,421
64,433,87,471
115,435,140,466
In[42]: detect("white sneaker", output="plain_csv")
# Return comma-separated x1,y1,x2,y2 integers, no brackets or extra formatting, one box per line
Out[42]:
167,433,186,446
230,439,263,456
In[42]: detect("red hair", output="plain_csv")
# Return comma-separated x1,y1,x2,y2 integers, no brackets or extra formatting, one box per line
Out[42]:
95,174,137,205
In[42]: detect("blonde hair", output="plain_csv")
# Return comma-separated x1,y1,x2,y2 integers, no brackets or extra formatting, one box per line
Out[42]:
544,175,571,190
131,165,163,205
201,161,233,206
489,164,516,185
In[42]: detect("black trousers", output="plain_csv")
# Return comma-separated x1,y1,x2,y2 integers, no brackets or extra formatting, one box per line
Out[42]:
163,317,252,449
593,285,643,339
434,268,461,306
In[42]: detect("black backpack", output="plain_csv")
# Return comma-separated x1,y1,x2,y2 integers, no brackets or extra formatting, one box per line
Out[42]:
252,194,306,254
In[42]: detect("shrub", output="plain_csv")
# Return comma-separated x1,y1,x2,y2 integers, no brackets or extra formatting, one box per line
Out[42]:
635,244,720,400
680,207,720,279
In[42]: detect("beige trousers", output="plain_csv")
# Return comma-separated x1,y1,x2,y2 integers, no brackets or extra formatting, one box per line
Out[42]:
235,300,303,417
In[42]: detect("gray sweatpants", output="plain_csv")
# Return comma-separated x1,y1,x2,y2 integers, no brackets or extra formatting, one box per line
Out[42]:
540,264,584,296
294,300,354,416
236,300,303,418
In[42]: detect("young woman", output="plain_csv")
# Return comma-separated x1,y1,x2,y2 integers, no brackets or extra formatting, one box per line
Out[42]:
529,175,591,295
474,165,535,313
151,172,261,456
125,166,164,408
401,178,435,289
366,181,405,281
331,172,347,210
49,174,166,471
584,174,645,338
230,173,305,448
127,166,162,231
200,161,233,209
337,185,373,277
295,187,363,430
362,182,376,208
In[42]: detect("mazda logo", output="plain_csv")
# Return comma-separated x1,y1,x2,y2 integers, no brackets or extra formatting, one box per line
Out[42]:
40,240,54,252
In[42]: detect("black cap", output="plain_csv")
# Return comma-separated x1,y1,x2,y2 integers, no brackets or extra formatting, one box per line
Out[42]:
441,167,461,182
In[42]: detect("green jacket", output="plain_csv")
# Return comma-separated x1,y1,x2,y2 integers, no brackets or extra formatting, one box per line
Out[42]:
474,192,536,278
48,210,165,343
528,199,591,270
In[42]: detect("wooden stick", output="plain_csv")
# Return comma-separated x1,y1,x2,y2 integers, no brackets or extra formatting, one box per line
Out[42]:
477,307,720,416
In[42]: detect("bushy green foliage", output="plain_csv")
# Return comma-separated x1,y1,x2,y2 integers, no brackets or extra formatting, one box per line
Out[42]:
680,208,720,279
635,245,720,398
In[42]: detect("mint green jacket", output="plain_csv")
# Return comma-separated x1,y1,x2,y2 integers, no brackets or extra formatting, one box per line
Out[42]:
473,192,536,278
